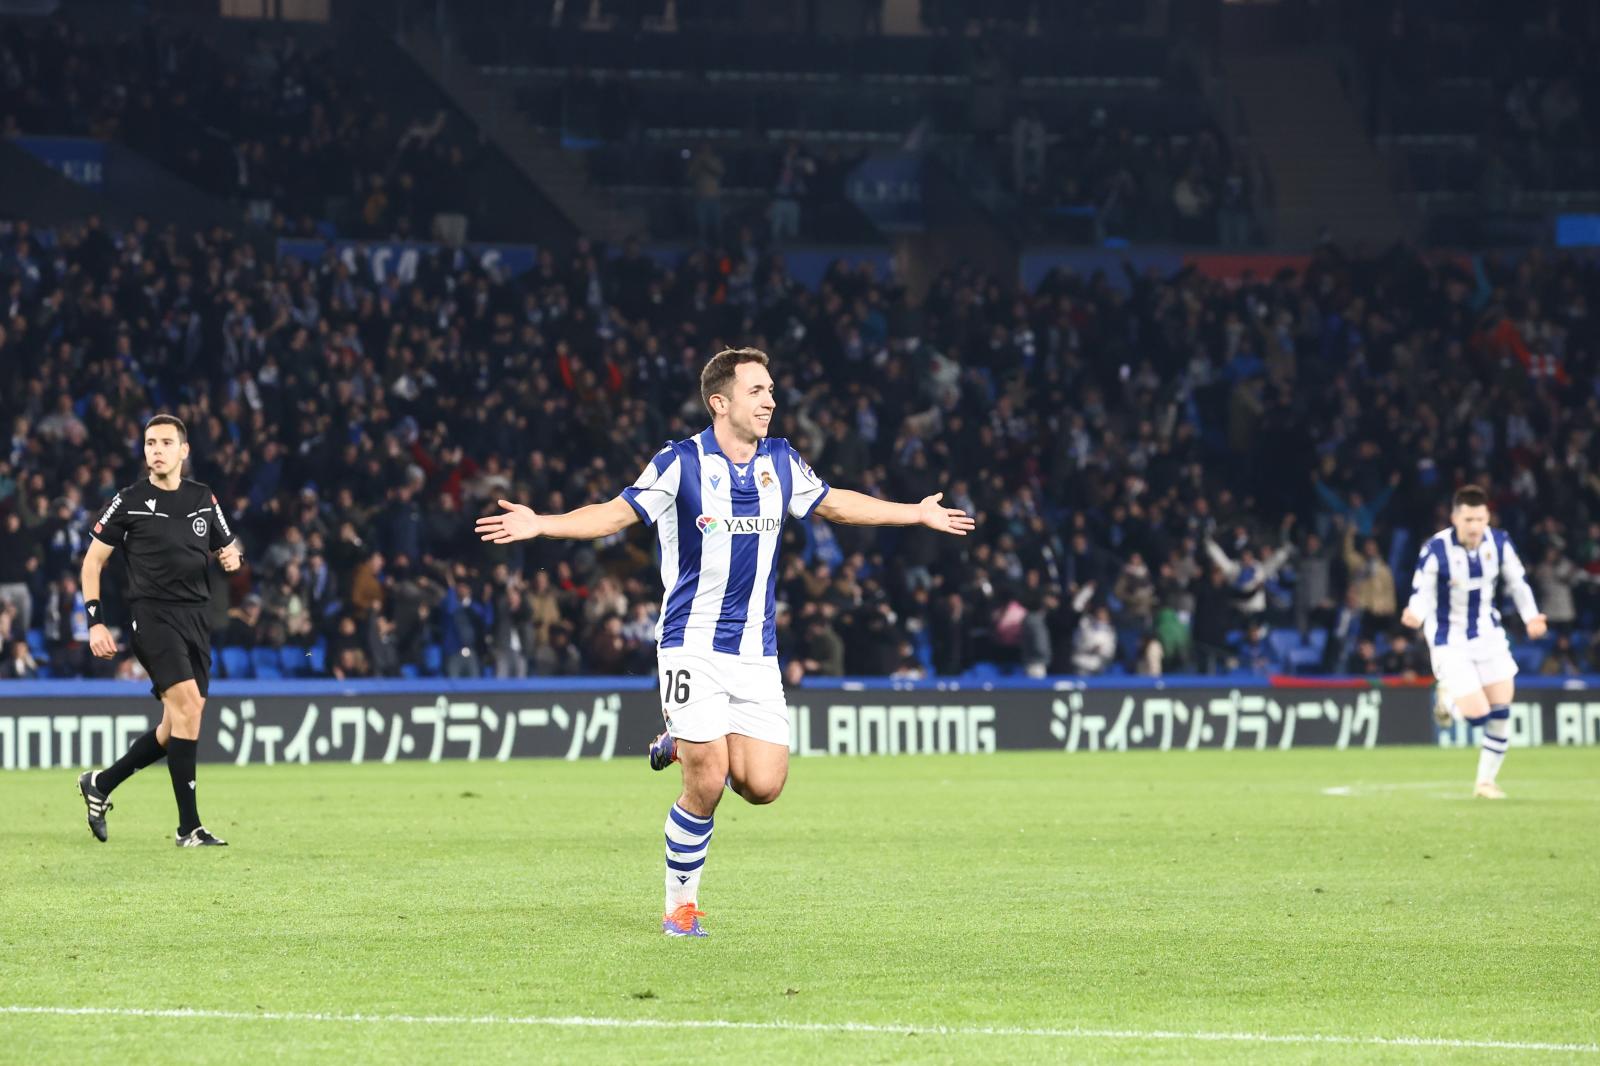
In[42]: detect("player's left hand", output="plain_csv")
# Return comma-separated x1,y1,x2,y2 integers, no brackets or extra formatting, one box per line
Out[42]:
216,543,243,572
1525,614,1548,640
918,493,976,536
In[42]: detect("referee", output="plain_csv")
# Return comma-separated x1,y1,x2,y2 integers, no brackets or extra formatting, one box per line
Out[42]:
75,415,242,847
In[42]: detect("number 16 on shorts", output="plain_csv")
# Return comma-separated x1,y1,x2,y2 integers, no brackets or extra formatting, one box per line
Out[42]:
662,667,693,713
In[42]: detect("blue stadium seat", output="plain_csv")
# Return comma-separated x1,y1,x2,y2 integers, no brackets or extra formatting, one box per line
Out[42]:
424,644,444,675
279,645,306,677
1511,645,1546,673
26,629,48,657
254,663,284,680
1288,647,1323,673
251,647,280,675
308,641,327,674
400,664,420,679
220,646,251,679
1305,629,1328,655
1268,629,1302,664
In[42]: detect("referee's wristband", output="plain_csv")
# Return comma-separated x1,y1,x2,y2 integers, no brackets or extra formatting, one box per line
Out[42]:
85,599,103,624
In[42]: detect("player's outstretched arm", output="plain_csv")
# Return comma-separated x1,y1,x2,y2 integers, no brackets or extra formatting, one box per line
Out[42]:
813,489,975,535
476,497,638,544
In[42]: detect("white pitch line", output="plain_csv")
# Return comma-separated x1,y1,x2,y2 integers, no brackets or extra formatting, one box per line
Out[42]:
1,1005,1594,1054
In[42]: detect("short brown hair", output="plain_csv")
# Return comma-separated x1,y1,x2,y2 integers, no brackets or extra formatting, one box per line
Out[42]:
1453,484,1488,510
144,414,187,442
700,347,770,413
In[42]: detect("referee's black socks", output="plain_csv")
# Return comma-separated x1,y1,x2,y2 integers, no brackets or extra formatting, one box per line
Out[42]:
166,737,201,836
96,728,167,795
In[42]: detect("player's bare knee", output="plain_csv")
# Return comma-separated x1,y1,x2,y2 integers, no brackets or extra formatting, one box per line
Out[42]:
743,779,785,805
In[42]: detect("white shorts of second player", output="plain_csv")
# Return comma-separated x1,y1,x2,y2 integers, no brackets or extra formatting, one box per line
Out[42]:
657,648,790,747
1428,634,1518,700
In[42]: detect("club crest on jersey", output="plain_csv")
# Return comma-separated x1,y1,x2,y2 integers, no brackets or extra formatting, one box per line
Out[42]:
193,517,208,537
759,470,775,489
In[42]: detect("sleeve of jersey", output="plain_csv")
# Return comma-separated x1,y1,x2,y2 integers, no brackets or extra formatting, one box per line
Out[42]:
785,445,831,520
89,493,128,547
1499,537,1540,619
619,447,682,527
207,492,237,550
1405,546,1437,620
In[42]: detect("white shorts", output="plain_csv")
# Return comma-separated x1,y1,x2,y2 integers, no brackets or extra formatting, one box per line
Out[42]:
657,648,790,747
1428,635,1518,700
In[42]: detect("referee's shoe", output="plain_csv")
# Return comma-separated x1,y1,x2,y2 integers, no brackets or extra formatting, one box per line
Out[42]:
176,826,228,847
77,771,112,842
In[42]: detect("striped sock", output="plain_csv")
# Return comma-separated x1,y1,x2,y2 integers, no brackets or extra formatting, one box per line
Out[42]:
1477,705,1511,785
664,802,713,911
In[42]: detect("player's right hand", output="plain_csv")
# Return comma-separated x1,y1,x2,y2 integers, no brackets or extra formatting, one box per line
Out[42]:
476,499,542,544
89,624,118,659
1399,608,1422,630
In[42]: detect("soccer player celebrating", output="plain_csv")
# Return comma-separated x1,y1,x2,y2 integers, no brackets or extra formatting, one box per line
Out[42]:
75,415,243,846
1401,485,1545,799
478,348,975,936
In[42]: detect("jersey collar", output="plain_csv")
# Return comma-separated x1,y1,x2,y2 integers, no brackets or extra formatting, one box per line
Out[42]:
698,425,770,459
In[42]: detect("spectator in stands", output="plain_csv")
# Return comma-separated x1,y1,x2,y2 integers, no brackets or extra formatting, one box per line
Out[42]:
1,638,38,680
0,511,37,633
687,143,725,246
799,606,846,678
1343,527,1397,634
41,575,88,677
1135,633,1164,677
1379,631,1427,679
1539,634,1582,677
492,584,536,678
1348,636,1381,676
1205,520,1293,623
1113,552,1157,628
367,612,402,678
585,614,631,675
1291,531,1337,637
1533,547,1581,634
532,621,582,676
446,582,487,679
770,142,813,245
1233,620,1277,675
1323,589,1365,674
224,594,266,647
1071,605,1116,675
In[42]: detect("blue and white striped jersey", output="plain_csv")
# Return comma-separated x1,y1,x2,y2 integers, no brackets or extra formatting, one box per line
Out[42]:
620,427,830,658
1405,528,1539,647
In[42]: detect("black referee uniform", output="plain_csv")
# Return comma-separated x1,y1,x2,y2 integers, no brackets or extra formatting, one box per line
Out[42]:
90,478,234,699
78,476,236,846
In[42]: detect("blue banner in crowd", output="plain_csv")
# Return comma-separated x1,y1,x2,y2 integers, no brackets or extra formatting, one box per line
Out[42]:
847,153,925,232
14,136,105,187
277,239,542,284
1555,214,1600,248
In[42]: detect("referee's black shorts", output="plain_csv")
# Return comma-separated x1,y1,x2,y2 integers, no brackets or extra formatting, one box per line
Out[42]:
130,601,213,701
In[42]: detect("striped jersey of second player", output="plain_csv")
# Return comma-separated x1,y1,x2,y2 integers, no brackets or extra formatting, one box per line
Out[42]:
620,427,829,658
1405,527,1539,647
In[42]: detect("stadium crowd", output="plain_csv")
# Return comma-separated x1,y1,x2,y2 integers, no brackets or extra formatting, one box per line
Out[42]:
1,211,1597,682
0,18,483,240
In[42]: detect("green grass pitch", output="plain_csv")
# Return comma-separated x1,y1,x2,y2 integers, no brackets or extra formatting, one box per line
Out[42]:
1,747,1596,1064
